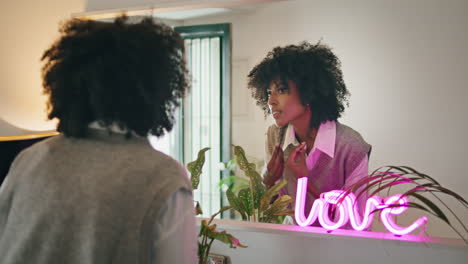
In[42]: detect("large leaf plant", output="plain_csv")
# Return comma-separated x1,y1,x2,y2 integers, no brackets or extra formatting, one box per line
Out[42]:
224,145,294,223
186,147,247,264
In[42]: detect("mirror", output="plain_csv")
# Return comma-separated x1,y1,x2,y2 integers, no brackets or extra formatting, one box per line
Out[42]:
80,0,468,239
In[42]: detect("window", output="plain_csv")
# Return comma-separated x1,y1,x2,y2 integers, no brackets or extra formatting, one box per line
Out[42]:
150,24,231,217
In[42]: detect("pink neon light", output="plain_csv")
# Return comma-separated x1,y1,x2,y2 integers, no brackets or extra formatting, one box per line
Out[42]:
380,195,428,235
294,177,428,235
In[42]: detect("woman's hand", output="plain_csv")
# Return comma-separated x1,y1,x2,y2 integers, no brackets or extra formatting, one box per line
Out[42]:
263,145,284,188
286,143,309,179
286,143,320,197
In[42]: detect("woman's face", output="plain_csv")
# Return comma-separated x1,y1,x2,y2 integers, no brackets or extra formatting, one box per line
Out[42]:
267,79,310,127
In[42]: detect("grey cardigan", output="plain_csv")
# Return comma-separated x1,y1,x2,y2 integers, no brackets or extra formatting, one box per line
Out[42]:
0,129,192,264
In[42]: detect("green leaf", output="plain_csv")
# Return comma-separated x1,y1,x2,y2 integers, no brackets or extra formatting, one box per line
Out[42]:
232,145,250,171
273,209,295,216
204,229,247,248
369,166,406,193
340,174,402,204
207,206,233,224
368,180,417,198
230,144,297,223
260,178,288,211
186,147,210,190
263,195,292,219
248,162,257,171
238,188,253,216
199,219,208,236
399,165,440,185
195,201,203,215
429,186,468,207
233,145,265,208
231,182,251,194
369,202,428,215
248,170,266,209
218,175,249,191
408,192,450,224
226,157,237,170
226,189,247,219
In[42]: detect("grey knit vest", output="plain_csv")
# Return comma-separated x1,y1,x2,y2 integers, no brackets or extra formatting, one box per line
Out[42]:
266,122,371,215
0,129,191,264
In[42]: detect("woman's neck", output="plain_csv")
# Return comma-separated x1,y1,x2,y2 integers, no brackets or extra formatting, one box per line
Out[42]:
290,113,317,150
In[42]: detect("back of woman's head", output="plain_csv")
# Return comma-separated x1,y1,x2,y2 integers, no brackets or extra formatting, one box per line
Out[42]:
42,16,190,138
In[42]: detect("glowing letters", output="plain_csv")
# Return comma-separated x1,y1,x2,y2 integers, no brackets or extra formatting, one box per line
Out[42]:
294,177,428,235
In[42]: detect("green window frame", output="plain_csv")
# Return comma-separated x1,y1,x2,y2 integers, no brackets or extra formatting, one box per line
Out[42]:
174,23,231,217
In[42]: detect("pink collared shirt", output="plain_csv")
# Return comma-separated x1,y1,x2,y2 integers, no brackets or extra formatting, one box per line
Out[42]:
281,121,368,188
264,121,370,221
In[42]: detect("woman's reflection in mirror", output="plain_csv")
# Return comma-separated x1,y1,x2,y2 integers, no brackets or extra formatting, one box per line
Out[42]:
247,41,372,226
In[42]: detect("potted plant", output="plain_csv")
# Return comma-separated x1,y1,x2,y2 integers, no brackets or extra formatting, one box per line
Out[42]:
187,147,247,264
221,145,294,223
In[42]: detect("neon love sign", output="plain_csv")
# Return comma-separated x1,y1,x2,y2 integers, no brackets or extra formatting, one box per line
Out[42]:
294,177,428,235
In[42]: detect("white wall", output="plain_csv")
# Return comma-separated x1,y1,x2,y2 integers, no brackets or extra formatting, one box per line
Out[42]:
184,0,468,239
0,0,85,135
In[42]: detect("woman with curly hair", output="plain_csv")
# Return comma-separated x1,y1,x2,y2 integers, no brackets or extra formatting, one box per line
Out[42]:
248,41,371,221
0,16,196,263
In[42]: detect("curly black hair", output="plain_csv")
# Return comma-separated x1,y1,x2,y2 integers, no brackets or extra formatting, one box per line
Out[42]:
247,41,349,129
41,15,189,138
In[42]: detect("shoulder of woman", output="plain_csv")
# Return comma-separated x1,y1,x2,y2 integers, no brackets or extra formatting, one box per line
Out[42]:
265,124,287,152
335,122,371,150
265,124,287,140
266,124,279,135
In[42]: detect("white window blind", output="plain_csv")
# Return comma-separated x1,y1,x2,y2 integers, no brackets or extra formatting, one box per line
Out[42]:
185,37,221,217
149,36,222,218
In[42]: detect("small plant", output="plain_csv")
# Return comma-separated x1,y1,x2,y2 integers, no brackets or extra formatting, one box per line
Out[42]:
187,147,247,264
224,145,294,223
338,165,468,244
